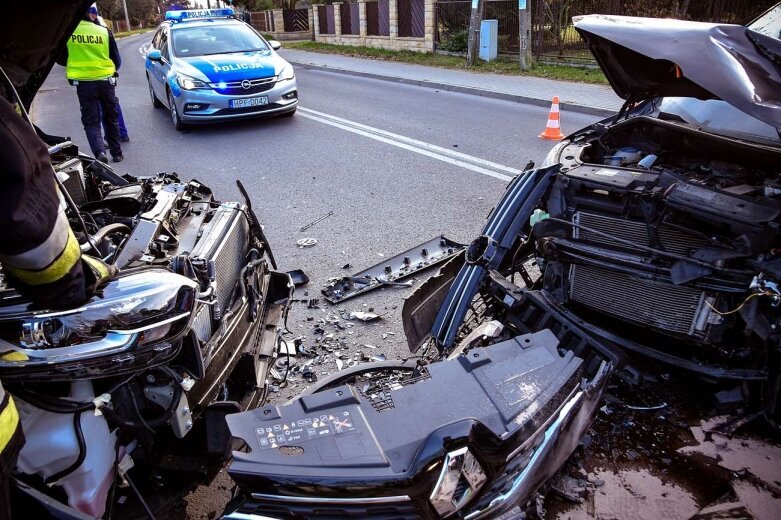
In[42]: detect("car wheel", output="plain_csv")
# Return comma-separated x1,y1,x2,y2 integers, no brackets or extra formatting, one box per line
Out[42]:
148,76,162,108
279,107,296,118
168,89,186,131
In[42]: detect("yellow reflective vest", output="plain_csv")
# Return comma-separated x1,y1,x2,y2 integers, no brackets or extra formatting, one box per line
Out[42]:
65,20,115,81
0,381,19,456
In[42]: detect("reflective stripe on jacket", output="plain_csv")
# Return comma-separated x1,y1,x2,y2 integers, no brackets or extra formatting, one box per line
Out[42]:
65,20,115,81
0,97,90,309
0,381,20,454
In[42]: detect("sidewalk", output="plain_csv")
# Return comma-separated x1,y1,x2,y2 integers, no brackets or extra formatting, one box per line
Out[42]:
279,49,623,117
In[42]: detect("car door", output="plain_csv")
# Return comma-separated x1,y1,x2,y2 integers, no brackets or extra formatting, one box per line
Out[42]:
158,26,173,103
148,26,170,101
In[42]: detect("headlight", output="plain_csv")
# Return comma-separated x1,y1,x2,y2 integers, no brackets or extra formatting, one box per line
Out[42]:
177,74,209,90
0,269,197,379
277,65,295,82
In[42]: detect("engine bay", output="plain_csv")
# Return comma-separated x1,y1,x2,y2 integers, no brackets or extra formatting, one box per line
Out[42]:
533,117,781,372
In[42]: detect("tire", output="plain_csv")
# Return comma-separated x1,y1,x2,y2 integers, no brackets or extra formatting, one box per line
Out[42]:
167,89,186,131
148,76,162,108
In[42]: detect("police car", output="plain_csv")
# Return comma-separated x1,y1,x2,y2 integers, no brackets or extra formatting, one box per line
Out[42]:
145,8,297,129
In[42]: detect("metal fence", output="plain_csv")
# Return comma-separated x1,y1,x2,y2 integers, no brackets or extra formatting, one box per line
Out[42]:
318,4,336,34
283,8,309,32
435,0,776,63
367,0,391,36
398,0,425,37
249,10,275,33
340,2,360,35
435,0,519,54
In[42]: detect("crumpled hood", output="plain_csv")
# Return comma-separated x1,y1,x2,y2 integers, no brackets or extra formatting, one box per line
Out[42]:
0,0,93,108
573,14,781,129
177,51,279,83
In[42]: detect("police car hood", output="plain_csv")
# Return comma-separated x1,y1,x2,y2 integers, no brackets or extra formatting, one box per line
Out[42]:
176,51,280,83
574,13,781,129
0,0,93,107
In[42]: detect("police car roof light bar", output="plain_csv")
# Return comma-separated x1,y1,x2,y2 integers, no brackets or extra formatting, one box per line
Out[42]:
165,8,235,22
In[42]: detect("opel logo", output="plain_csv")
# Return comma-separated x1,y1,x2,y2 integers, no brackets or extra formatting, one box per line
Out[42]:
241,80,251,90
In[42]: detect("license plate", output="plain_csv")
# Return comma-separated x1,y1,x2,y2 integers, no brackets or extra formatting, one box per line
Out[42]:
230,96,268,109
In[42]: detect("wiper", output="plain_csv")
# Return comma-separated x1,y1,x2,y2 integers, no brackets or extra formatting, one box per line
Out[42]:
201,49,266,55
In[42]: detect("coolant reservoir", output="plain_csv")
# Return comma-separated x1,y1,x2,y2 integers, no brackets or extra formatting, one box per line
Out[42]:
15,380,116,517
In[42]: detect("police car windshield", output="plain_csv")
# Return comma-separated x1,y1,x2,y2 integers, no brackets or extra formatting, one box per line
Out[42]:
172,24,268,58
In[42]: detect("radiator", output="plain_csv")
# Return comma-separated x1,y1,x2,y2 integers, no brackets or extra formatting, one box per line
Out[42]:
569,264,707,336
574,211,708,256
190,203,250,320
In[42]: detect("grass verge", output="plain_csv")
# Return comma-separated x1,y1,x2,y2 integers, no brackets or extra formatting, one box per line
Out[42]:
115,28,153,39
284,41,608,84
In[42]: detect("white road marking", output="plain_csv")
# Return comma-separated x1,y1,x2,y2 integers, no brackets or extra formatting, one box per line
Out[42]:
297,107,516,182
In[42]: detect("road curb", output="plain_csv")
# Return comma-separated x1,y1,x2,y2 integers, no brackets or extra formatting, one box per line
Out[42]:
288,60,617,118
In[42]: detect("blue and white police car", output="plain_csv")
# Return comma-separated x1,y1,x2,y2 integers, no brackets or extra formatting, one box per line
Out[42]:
145,8,297,129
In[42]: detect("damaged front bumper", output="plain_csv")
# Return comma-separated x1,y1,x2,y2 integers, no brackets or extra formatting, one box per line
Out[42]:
223,284,616,519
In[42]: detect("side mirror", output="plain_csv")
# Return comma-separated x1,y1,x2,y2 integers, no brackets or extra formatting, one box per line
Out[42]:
147,49,162,62
268,40,282,51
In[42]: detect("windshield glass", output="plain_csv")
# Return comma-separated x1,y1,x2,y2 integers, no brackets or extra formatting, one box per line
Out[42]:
172,24,268,57
656,97,780,146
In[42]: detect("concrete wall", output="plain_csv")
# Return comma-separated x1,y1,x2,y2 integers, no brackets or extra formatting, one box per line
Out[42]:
314,0,435,53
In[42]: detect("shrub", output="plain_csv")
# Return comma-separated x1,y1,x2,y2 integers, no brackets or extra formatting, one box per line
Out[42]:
440,29,468,53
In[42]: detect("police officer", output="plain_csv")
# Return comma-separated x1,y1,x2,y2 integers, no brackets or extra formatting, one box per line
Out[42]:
88,4,130,143
58,8,124,163
0,93,114,518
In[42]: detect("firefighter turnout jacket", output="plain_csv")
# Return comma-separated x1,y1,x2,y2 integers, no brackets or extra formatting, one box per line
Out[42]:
65,20,116,81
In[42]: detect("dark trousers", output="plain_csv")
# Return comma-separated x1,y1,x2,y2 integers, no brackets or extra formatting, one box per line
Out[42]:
76,80,122,158
100,96,129,140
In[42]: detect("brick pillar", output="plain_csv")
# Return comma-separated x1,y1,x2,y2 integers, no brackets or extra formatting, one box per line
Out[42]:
308,7,315,39
272,9,284,33
389,0,398,39
334,3,342,36
359,2,368,38
424,0,435,51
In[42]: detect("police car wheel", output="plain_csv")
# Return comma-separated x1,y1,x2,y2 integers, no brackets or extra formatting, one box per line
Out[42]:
168,90,186,131
148,76,162,108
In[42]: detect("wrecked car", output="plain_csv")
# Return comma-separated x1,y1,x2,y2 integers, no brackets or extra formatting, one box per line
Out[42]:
0,1,291,517
221,7,781,519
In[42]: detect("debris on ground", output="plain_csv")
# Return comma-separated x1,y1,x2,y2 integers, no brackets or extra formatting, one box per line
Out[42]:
321,236,466,303
350,311,380,322
296,238,317,248
299,210,333,232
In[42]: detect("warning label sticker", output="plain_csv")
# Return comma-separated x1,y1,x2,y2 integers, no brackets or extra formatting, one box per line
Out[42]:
255,410,357,450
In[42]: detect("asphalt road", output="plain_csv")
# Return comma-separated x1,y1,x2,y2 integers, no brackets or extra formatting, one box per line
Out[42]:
31,32,605,518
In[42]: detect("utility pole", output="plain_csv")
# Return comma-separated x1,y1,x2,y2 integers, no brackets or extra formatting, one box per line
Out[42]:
121,0,131,31
519,0,531,70
466,0,484,67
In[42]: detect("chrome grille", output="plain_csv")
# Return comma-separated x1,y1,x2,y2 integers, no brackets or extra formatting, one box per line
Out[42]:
212,76,277,96
569,264,705,335
574,212,708,256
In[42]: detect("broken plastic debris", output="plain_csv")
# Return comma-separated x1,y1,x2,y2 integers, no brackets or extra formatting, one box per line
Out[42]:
336,359,344,371
350,311,380,322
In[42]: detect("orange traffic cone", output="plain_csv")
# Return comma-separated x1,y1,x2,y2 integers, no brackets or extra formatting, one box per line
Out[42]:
539,96,564,141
